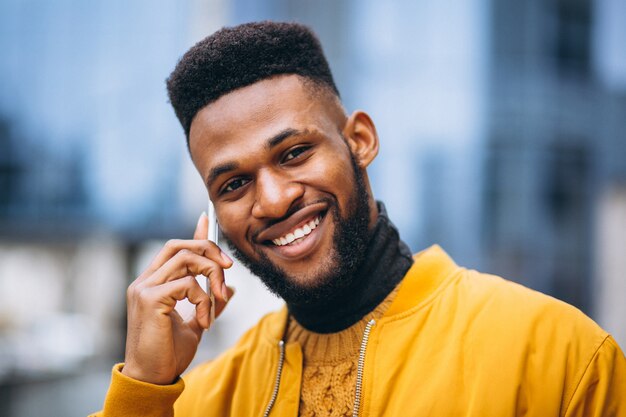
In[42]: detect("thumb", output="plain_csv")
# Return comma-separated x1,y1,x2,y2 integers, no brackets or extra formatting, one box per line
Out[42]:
194,211,208,240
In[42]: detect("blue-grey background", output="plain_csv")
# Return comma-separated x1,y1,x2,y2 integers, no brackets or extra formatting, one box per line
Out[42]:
1,0,625,415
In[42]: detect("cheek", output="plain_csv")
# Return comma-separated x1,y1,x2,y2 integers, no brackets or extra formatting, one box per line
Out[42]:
216,204,251,245
302,148,356,204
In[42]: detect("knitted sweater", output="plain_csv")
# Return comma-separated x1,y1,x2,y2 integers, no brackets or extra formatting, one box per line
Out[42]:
285,286,399,416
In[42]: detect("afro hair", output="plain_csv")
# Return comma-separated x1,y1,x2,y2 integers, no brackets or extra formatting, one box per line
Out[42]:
166,21,340,140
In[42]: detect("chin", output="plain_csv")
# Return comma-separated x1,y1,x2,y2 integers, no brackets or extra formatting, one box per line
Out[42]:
282,264,336,290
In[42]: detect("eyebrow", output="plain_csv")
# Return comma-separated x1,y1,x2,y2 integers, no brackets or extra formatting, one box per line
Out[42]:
207,162,239,187
267,128,303,149
206,128,308,188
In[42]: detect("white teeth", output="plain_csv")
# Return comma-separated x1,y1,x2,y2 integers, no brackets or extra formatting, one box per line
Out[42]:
271,215,322,246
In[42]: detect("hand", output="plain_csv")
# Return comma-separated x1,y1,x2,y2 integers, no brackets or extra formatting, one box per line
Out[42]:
121,212,234,385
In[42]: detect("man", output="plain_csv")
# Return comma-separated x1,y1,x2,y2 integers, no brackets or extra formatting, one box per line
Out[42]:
94,22,625,416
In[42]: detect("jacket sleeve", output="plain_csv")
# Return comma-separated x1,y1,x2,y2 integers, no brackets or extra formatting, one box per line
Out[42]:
564,335,626,417
88,363,185,417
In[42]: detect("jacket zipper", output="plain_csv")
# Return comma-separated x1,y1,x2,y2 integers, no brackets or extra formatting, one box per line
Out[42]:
263,319,376,417
353,319,376,417
263,340,285,417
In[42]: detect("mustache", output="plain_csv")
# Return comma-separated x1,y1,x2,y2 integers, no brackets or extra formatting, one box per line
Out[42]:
249,196,336,242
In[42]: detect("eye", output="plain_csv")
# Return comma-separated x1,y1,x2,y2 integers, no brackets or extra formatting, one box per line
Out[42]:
221,177,250,194
283,145,312,163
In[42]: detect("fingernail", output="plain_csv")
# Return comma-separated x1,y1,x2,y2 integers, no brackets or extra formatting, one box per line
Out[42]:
221,250,233,264
221,282,229,302
197,211,207,224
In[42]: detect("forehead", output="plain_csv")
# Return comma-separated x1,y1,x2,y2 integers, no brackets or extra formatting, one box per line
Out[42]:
188,75,342,167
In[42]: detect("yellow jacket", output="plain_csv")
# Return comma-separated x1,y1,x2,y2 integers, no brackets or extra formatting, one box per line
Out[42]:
95,246,626,416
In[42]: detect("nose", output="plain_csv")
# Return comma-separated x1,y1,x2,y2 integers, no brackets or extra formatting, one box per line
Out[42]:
251,168,304,219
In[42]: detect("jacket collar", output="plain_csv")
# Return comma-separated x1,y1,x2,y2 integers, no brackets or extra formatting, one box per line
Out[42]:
383,245,459,318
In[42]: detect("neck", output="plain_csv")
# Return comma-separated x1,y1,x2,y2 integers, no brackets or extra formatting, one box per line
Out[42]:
287,202,413,333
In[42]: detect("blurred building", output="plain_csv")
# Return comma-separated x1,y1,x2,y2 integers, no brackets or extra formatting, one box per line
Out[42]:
484,0,626,323
0,1,229,416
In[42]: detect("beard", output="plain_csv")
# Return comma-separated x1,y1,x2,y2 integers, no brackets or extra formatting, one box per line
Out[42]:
224,153,371,306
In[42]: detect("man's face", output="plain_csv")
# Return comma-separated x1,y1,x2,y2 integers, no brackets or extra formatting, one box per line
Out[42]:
188,75,376,304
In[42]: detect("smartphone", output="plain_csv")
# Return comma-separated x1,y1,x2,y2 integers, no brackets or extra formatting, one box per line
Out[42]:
205,199,219,326
175,200,220,326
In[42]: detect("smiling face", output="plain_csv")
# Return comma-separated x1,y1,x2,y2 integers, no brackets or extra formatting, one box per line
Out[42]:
189,74,379,304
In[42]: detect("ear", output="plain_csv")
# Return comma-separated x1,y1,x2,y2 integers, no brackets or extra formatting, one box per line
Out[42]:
342,110,379,169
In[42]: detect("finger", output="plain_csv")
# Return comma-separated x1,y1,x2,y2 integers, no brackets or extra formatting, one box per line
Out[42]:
172,305,205,337
146,275,211,330
214,286,235,319
193,211,208,240
138,240,232,281
185,278,212,330
144,251,230,305
145,251,226,297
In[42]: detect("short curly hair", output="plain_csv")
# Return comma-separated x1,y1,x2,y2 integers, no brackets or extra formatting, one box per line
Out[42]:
166,21,340,141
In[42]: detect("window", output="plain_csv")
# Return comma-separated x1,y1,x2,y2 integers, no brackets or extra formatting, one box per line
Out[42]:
552,0,592,76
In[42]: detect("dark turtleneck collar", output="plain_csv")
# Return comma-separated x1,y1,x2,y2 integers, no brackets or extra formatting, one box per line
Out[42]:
288,202,414,333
